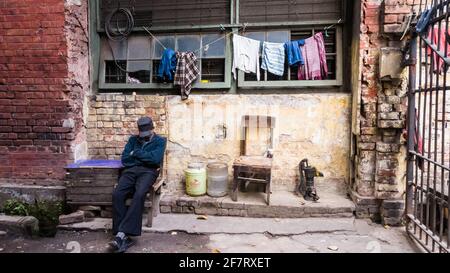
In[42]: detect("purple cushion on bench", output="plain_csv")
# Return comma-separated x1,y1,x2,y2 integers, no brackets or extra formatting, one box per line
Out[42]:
66,159,123,169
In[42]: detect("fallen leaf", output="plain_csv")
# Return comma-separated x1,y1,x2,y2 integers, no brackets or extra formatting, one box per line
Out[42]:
197,215,208,220
212,248,221,253
384,225,390,229
171,231,178,235
327,245,339,251
299,200,306,205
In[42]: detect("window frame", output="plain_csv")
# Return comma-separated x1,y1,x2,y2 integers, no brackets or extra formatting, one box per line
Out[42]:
92,0,346,91
98,33,232,90
237,26,343,89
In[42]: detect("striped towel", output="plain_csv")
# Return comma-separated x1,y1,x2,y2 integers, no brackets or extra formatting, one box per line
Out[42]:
261,41,285,76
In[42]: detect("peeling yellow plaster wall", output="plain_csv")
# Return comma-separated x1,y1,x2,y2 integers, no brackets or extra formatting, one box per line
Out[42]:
166,94,351,192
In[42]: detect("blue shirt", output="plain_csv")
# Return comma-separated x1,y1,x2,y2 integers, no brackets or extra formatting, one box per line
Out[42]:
157,48,177,81
284,40,305,66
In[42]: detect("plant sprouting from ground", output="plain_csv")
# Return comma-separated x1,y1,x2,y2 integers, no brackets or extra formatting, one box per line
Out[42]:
2,199,29,216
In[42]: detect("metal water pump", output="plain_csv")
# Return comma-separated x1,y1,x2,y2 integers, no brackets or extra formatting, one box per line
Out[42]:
298,159,323,201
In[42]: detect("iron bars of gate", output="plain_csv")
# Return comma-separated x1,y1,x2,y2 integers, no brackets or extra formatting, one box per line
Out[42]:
406,0,450,253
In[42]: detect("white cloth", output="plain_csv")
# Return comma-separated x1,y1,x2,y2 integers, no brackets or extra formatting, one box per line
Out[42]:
232,34,260,81
261,41,285,76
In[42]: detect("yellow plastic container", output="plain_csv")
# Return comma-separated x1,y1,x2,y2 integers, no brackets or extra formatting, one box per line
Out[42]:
185,163,207,196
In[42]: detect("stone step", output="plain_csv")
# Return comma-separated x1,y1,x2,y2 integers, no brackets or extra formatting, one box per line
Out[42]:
160,188,356,219
0,214,39,237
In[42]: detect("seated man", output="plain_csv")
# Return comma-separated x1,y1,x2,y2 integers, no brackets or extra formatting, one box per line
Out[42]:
110,116,167,253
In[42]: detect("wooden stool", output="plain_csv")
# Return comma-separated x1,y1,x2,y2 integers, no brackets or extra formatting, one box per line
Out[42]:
232,156,273,205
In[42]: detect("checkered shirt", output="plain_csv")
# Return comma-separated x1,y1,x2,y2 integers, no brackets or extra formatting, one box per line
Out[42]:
174,52,200,100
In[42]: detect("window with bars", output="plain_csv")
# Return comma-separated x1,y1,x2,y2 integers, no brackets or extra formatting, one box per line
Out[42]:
93,0,345,90
238,27,342,88
99,33,228,89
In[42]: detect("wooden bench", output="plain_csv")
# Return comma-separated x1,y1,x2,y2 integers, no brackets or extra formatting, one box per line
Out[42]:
65,159,165,227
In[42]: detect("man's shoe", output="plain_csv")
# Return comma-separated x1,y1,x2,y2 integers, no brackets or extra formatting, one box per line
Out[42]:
115,236,134,253
108,237,121,252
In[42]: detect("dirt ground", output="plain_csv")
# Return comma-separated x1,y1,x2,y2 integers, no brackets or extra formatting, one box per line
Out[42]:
0,225,421,253
0,230,210,253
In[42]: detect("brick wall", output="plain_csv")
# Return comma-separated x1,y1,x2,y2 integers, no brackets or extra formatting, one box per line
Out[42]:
352,0,416,225
87,94,167,160
0,0,89,185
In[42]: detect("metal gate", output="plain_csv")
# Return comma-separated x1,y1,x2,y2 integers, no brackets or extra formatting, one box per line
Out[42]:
406,0,450,253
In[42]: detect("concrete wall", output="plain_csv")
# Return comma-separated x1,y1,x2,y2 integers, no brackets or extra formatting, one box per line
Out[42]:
87,93,351,193
165,94,351,192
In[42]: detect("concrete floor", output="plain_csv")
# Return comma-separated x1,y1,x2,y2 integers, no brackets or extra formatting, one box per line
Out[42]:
161,180,356,218
0,214,423,253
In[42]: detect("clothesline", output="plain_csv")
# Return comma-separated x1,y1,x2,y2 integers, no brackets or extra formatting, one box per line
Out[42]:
146,23,331,99
142,23,333,56
143,24,249,56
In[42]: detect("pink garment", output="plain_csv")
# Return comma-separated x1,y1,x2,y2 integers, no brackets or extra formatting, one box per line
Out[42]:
315,32,328,78
298,46,308,80
427,26,450,74
298,32,328,80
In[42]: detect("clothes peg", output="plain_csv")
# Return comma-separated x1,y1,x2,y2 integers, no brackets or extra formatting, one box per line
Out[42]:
242,22,248,34
219,24,226,31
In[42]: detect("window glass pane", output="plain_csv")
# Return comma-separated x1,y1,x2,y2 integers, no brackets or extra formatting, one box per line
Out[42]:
201,34,225,58
245,32,265,42
128,61,150,83
101,39,127,60
177,35,201,56
267,31,289,43
127,60,150,72
127,36,151,60
153,36,175,59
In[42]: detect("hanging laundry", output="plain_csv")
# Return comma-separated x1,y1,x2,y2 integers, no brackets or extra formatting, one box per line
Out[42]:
426,26,450,74
284,40,305,66
157,48,177,81
403,108,424,170
298,32,328,80
416,6,437,34
174,52,199,100
261,41,285,76
232,34,261,81
298,45,309,80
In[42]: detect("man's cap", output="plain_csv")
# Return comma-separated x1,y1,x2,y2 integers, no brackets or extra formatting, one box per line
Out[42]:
137,116,154,137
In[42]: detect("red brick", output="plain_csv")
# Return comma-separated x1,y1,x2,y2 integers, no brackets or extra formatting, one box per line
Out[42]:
51,127,71,133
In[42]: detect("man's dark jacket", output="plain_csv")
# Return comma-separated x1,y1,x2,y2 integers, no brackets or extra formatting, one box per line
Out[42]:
121,134,166,169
